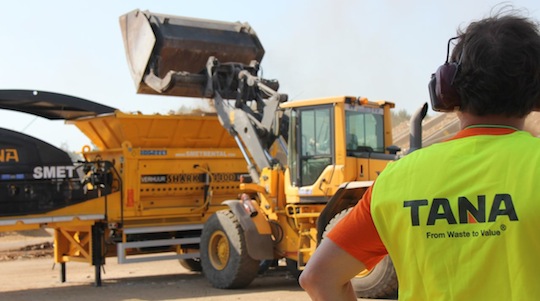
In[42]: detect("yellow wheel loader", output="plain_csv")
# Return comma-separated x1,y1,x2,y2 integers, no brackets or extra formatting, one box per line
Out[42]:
119,9,426,298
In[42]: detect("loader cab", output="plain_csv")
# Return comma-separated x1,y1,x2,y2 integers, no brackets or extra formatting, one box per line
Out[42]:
282,96,397,200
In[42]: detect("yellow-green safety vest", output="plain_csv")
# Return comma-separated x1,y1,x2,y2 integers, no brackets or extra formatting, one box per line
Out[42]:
371,130,540,301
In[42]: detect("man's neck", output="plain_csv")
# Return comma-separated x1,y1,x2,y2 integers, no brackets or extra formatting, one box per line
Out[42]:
457,112,526,130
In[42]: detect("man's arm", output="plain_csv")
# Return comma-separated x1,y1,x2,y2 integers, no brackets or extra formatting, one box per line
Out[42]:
299,238,366,301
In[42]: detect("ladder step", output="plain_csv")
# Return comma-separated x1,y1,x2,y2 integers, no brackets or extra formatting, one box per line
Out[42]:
118,252,200,264
122,224,203,235
117,236,201,264
119,237,200,249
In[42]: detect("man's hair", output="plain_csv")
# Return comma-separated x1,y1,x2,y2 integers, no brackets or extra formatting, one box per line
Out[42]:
452,9,540,117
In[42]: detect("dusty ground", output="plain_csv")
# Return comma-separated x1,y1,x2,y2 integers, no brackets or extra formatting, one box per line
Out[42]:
0,230,53,261
0,231,385,301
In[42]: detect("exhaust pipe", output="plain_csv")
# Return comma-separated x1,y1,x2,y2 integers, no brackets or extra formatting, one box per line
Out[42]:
408,102,428,154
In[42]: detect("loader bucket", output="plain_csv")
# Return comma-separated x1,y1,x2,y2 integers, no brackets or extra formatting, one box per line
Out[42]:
119,9,265,98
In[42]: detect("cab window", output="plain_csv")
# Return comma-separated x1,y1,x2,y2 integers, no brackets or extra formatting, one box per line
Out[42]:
345,108,385,153
297,105,333,186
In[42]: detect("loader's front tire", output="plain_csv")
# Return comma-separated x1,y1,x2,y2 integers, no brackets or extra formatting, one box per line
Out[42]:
200,210,259,289
324,208,398,299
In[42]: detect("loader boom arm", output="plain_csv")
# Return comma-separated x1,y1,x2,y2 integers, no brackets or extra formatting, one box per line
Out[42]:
205,57,288,181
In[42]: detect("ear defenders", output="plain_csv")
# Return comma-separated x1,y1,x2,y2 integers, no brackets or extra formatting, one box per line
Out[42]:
428,37,461,112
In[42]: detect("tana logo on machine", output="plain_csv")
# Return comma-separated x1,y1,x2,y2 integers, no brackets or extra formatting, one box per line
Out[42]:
0,148,19,162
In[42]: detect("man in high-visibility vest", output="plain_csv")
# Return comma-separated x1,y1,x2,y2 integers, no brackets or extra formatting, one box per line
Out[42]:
300,9,540,301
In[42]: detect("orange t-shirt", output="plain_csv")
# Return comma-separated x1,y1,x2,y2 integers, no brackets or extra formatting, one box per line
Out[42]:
326,185,387,269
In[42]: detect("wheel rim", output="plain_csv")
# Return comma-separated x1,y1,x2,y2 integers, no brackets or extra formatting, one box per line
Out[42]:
208,230,230,270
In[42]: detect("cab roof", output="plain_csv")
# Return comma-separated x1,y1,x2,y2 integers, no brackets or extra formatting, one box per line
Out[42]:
279,96,394,109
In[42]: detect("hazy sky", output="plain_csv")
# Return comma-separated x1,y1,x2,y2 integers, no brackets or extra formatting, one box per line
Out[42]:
0,0,539,150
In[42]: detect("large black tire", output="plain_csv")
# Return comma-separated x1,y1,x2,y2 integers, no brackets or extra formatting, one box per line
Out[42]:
179,258,202,272
324,208,398,299
200,210,259,289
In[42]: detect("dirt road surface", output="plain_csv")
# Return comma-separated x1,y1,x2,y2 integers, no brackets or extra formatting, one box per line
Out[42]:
0,257,310,301
0,231,387,301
